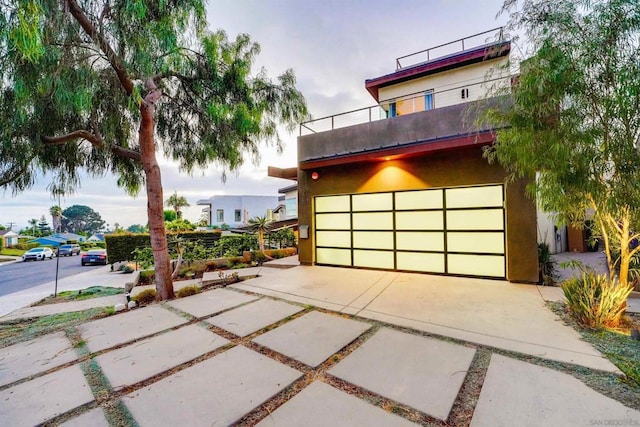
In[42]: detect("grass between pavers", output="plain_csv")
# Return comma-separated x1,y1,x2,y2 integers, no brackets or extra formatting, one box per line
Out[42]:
32,286,124,306
548,301,640,387
0,307,113,349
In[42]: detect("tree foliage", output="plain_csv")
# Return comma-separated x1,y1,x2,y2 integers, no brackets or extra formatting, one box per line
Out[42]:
481,0,640,285
0,1,308,300
61,204,105,235
166,191,189,219
248,215,272,251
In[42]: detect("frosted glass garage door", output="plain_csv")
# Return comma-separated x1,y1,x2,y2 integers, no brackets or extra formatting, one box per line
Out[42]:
314,185,505,278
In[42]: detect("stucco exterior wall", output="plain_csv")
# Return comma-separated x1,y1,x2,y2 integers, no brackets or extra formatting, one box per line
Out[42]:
297,146,538,283
378,57,509,109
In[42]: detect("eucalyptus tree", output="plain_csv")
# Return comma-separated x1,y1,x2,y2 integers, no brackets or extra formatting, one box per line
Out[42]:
481,0,640,285
0,1,308,299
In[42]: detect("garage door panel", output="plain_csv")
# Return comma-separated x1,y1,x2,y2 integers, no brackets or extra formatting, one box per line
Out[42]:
316,248,351,266
316,213,350,230
316,195,350,213
314,185,506,279
396,211,443,230
447,232,504,254
446,185,503,208
316,231,351,248
353,212,393,230
352,193,392,211
353,232,394,250
353,250,394,269
396,232,444,251
397,252,445,273
446,209,504,230
395,190,443,210
448,254,505,277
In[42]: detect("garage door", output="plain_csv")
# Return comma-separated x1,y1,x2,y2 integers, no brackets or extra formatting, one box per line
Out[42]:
314,184,505,278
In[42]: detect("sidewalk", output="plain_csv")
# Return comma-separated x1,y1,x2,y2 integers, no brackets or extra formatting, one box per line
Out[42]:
1,278,638,426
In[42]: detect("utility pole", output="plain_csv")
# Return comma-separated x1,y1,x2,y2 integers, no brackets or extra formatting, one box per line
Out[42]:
5,222,16,231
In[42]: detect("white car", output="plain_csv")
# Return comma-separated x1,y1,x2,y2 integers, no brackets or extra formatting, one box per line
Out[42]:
22,247,54,261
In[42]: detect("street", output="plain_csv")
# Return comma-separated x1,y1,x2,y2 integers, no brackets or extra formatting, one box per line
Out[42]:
0,254,104,297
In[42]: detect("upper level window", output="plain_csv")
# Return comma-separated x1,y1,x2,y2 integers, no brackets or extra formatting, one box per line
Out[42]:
216,209,224,222
387,90,434,118
234,209,241,222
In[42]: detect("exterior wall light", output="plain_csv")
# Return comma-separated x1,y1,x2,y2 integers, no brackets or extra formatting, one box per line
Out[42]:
311,171,319,180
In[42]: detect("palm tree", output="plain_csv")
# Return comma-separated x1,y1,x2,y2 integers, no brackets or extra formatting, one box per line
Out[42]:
49,205,62,233
248,215,272,252
28,218,38,236
165,191,190,219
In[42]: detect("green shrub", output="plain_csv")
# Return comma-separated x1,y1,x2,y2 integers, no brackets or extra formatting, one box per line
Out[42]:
537,242,556,286
133,289,157,305
230,263,249,269
121,264,134,274
562,273,633,328
176,285,200,298
15,242,39,250
138,270,155,286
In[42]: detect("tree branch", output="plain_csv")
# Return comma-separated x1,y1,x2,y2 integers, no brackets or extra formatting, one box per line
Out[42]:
41,131,142,161
65,0,134,95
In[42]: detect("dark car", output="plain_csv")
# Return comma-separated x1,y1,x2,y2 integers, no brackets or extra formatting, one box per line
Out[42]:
58,244,81,256
81,249,107,266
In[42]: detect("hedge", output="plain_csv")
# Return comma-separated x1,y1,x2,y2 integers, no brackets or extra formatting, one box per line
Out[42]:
105,231,222,264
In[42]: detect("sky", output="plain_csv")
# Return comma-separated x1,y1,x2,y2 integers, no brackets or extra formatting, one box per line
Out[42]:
0,0,509,231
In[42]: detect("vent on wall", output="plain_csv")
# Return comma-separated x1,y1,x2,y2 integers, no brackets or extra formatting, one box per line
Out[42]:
461,88,469,99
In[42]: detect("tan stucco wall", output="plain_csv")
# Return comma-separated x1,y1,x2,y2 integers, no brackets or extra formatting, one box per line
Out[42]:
297,147,538,283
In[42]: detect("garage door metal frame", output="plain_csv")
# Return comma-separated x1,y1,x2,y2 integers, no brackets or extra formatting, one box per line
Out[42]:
314,184,506,279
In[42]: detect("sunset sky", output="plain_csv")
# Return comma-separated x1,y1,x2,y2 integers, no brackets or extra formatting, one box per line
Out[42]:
0,0,510,231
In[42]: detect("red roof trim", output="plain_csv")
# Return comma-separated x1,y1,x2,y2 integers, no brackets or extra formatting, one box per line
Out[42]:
365,41,510,101
299,132,495,170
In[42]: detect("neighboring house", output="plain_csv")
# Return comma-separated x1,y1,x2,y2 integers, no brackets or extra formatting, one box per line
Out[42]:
293,29,538,282
52,232,86,242
29,236,67,247
0,230,19,247
87,233,105,242
196,195,279,228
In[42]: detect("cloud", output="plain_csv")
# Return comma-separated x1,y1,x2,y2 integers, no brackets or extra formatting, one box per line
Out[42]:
0,0,507,231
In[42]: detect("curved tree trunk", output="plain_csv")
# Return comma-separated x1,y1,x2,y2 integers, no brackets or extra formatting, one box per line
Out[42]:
140,84,174,301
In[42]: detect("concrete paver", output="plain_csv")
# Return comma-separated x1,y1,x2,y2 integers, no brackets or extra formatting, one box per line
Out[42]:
0,364,93,426
329,327,475,421
253,311,371,367
470,354,640,427
206,298,304,337
257,381,417,426
79,305,188,353
60,408,110,427
1,294,126,321
124,345,302,427
95,324,229,390
167,287,258,318
0,331,77,387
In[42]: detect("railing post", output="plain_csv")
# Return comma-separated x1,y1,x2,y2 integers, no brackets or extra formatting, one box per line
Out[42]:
331,116,334,130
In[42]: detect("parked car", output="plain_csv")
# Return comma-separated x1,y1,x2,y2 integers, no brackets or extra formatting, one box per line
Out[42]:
22,247,54,261
57,244,81,256
81,249,107,266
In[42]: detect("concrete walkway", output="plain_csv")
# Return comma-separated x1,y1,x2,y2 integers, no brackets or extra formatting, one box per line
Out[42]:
1,256,639,425
1,284,638,426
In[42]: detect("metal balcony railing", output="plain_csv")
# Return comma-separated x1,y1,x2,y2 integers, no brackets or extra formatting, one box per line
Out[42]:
299,75,511,136
395,27,505,70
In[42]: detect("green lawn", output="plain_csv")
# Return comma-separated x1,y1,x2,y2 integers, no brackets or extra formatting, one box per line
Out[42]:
0,248,25,256
33,286,124,306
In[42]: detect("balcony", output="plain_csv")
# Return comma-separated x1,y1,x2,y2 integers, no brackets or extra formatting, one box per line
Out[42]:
299,74,511,137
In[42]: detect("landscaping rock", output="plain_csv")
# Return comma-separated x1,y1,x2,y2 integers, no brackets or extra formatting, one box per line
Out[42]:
127,300,137,309
114,303,126,312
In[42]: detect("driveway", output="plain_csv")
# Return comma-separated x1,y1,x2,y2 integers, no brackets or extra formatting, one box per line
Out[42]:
233,265,615,372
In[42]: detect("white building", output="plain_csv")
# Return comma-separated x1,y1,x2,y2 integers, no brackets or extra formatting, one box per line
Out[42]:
197,195,279,228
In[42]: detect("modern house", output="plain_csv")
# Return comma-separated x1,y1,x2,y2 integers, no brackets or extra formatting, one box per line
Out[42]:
0,230,18,247
87,233,105,242
293,29,538,282
197,195,279,228
52,232,86,242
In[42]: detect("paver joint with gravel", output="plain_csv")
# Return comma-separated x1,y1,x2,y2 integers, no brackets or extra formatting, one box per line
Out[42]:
1,284,639,426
